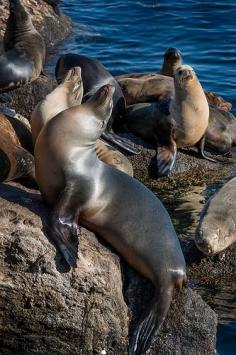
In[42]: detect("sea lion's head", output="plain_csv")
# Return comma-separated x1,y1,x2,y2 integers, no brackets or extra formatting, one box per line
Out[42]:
9,0,32,29
61,66,84,106
75,85,115,144
174,65,197,89
161,48,182,77
88,84,115,124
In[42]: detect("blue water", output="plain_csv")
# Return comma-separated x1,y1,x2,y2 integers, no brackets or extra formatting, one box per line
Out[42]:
47,0,236,353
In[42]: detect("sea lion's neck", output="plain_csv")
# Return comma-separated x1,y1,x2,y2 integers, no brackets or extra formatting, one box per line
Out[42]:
43,87,76,121
171,80,209,147
160,59,182,77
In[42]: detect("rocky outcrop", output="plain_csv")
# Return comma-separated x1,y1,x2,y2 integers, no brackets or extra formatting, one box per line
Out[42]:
0,0,72,48
0,182,217,354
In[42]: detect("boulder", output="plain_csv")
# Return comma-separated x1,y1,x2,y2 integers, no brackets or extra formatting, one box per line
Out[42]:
0,182,218,354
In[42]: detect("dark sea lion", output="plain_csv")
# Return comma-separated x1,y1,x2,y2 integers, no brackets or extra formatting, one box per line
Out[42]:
35,84,186,355
195,177,236,255
0,113,35,182
31,67,133,175
55,53,140,154
0,0,45,93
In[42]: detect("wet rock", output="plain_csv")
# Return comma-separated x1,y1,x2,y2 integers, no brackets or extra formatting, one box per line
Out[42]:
0,182,217,354
0,0,72,48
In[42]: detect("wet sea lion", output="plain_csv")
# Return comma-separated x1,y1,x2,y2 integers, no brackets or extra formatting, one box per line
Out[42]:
31,67,133,176
0,113,35,182
35,84,186,355
55,53,140,154
195,177,236,255
124,65,213,176
0,0,45,93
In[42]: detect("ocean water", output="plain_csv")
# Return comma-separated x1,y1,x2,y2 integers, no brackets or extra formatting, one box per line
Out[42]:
47,0,236,353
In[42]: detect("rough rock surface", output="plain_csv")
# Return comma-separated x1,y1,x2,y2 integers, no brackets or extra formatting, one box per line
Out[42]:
0,182,217,355
0,0,72,48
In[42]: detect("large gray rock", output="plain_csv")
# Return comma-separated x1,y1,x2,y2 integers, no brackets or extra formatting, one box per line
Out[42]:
0,182,217,354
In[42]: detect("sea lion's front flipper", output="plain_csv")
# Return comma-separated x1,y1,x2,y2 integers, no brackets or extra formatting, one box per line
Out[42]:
128,286,173,355
49,184,80,267
198,135,236,164
101,131,141,154
156,142,177,177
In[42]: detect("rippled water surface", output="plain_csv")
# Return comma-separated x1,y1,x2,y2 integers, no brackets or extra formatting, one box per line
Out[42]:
47,0,236,353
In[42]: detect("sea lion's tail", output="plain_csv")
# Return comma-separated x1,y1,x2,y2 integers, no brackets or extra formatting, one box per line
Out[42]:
128,286,174,355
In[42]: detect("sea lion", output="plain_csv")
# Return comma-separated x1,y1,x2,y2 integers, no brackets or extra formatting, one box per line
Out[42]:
0,0,45,93
31,67,133,176
31,67,83,145
195,177,236,255
118,75,232,111
34,84,186,354
0,113,35,182
115,48,231,112
55,53,140,154
125,101,236,157
116,47,182,81
124,65,215,176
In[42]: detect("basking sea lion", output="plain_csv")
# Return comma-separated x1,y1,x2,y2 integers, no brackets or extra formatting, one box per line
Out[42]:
115,47,182,80
31,67,83,145
195,177,236,255
115,48,231,112
124,65,215,176
0,0,45,93
35,84,186,355
31,67,133,176
0,113,35,182
55,53,140,154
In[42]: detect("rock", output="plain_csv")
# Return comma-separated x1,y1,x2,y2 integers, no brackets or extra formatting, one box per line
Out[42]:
0,182,218,354
0,0,72,49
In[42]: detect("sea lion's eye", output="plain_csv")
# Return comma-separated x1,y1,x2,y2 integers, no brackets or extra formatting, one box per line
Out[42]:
178,70,183,75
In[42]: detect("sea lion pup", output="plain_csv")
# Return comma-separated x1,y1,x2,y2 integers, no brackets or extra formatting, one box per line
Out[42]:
31,67,133,176
0,113,35,182
124,65,220,176
195,177,236,255
35,84,186,354
0,0,45,93
31,67,83,145
55,53,140,154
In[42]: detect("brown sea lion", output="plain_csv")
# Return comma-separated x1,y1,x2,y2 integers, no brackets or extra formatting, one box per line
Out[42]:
31,67,83,145
195,177,236,255
31,68,133,176
124,65,212,176
0,113,34,182
34,84,186,355
0,0,45,93
115,48,231,111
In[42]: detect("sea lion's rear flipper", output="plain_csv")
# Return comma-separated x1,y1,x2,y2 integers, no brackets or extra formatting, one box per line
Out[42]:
101,131,141,154
156,143,177,177
49,184,80,268
128,286,173,355
198,135,236,164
